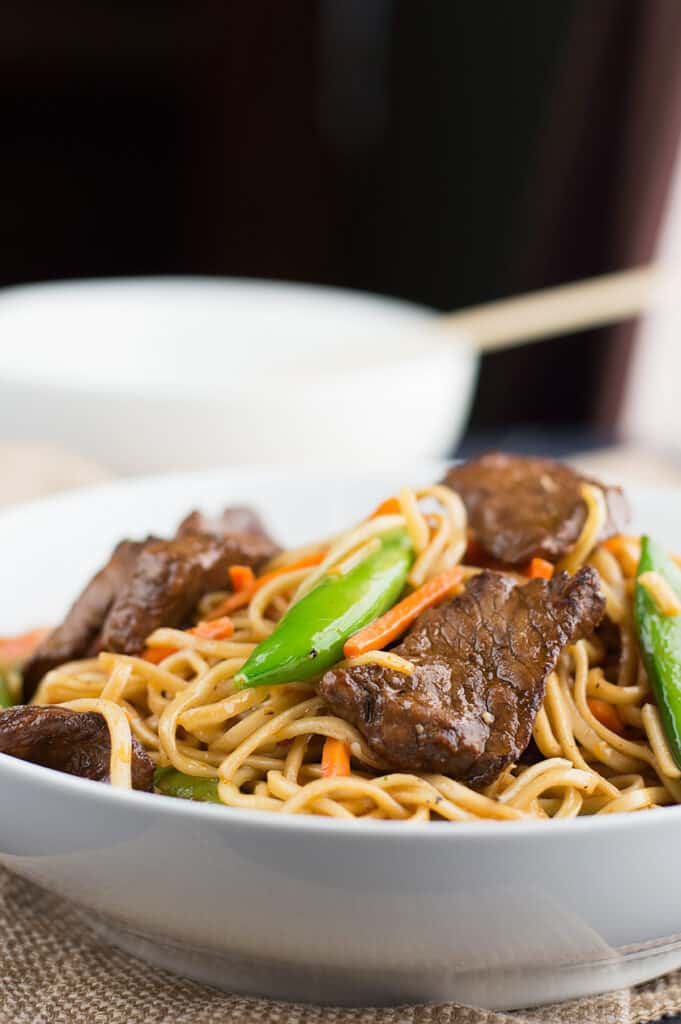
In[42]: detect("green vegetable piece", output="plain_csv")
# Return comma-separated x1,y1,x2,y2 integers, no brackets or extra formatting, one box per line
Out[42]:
0,676,12,709
234,527,414,689
0,666,20,708
154,766,221,803
634,535,681,769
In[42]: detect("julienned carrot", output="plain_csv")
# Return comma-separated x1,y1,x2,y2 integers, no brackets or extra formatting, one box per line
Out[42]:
463,531,486,565
321,737,351,778
142,645,178,664
0,628,50,665
587,698,625,736
526,558,554,580
229,565,255,592
142,617,235,662
343,566,464,659
207,551,328,619
190,616,235,640
462,531,508,571
369,496,400,519
604,534,639,554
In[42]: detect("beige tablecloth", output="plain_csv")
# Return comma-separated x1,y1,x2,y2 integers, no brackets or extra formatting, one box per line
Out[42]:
3,441,681,1024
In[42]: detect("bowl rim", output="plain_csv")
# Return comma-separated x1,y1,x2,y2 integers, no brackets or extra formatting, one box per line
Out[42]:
0,276,475,397
3,464,681,842
3,746,680,841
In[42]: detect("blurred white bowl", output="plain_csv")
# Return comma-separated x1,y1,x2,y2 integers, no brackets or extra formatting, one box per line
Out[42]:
0,277,477,473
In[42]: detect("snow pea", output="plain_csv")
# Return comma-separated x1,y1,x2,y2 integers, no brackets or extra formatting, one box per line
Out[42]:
234,527,414,689
0,676,12,709
154,767,221,803
634,535,681,768
0,666,19,708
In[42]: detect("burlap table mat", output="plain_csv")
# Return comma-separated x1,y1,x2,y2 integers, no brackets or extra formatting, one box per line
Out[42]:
3,440,681,1024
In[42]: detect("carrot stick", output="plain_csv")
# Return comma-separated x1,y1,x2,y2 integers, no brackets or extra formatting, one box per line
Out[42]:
603,534,639,554
463,531,509,571
228,565,255,592
190,616,234,640
207,551,327,619
587,698,625,735
369,496,400,519
142,645,178,664
321,737,351,778
141,616,235,661
526,557,554,580
343,566,464,658
0,628,50,665
464,531,486,565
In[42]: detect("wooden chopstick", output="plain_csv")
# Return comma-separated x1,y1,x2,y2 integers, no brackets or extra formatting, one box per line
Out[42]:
440,264,669,353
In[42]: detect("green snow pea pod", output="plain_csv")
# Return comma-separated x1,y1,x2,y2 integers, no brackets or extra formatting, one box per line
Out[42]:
234,527,414,690
154,766,221,803
634,535,681,769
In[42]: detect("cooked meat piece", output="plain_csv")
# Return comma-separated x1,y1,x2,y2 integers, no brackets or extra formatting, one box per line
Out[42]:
100,532,253,654
442,452,629,565
177,505,279,566
23,539,148,700
0,705,154,791
23,506,278,697
320,567,605,788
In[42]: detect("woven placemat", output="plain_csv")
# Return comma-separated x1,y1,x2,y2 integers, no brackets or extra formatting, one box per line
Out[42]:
0,865,680,1024
0,868,675,1024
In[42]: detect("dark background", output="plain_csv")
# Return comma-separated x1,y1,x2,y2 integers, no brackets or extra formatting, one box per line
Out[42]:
3,0,681,455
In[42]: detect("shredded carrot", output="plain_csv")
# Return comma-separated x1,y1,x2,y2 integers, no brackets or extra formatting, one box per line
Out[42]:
142,645,178,664
604,534,639,554
141,616,234,661
228,565,255,592
0,628,50,665
321,737,351,778
526,557,554,580
464,531,486,565
343,566,464,659
207,551,327,619
463,531,510,571
587,698,625,736
369,496,400,519
190,616,234,640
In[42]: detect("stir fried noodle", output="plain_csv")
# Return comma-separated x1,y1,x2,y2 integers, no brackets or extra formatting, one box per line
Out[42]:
34,484,678,821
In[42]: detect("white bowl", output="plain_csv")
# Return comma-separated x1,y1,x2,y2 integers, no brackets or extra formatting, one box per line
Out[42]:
0,278,477,473
3,467,681,1010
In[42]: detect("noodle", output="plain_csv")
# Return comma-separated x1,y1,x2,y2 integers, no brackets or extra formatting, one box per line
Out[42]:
638,571,681,616
31,483,679,821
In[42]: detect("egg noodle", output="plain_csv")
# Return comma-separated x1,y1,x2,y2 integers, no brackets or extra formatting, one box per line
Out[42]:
33,484,681,821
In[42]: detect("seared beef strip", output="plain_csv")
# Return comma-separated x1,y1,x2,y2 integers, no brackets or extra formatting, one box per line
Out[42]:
99,505,278,654
23,505,279,696
178,505,279,563
442,452,629,565
100,532,252,654
320,567,605,788
23,539,149,699
0,705,154,790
